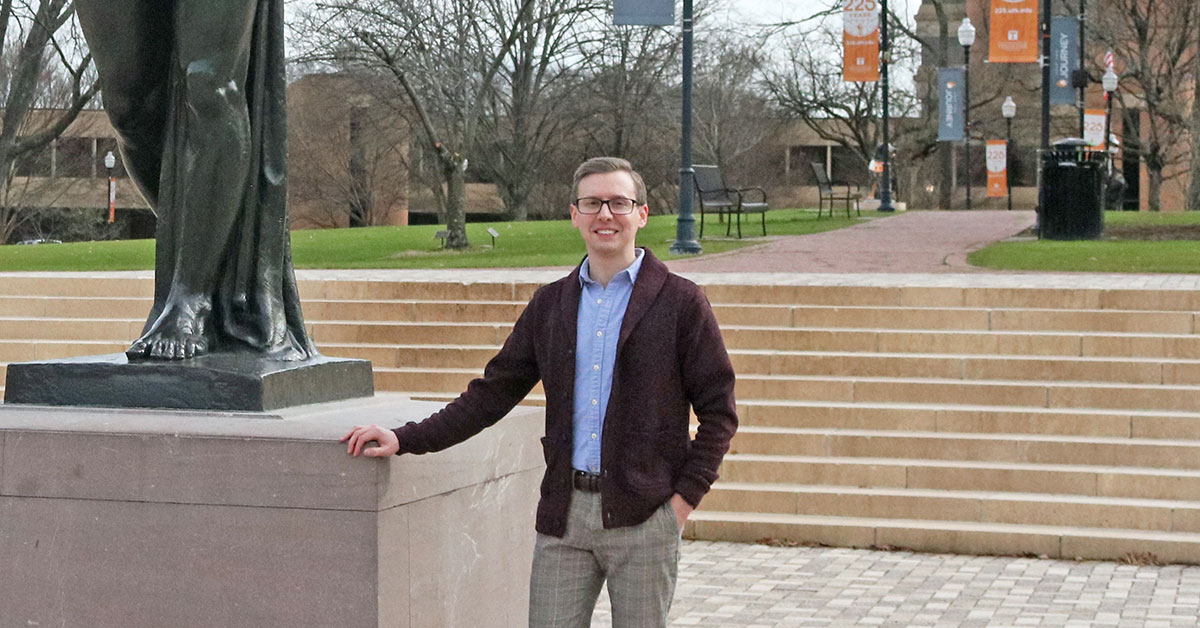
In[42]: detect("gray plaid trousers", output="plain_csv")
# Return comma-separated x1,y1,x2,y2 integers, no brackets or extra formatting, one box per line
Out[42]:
528,489,681,628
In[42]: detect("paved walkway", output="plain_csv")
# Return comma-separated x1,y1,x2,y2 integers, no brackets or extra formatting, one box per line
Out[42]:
593,541,1200,628
667,210,1037,274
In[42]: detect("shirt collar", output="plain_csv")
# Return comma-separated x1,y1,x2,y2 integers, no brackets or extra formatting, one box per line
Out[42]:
579,248,645,287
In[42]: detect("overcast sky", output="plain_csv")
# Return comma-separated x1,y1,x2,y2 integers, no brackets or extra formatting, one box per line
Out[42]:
716,0,921,26
722,0,831,24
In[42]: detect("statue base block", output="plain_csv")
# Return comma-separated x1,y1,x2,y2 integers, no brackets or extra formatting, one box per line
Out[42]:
0,395,543,628
4,353,374,411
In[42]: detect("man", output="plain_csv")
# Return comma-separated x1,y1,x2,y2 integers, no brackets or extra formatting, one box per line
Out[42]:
342,157,737,627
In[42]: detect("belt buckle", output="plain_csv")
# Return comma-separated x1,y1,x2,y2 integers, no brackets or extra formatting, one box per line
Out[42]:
574,470,600,492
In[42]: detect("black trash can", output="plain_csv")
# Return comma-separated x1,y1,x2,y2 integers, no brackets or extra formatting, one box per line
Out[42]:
1040,138,1106,240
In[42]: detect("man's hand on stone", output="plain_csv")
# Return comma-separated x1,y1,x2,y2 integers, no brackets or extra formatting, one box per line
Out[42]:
341,425,399,457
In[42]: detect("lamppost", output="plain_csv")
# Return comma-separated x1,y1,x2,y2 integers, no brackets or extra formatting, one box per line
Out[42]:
1002,96,1016,211
958,17,975,210
877,0,895,212
670,0,701,254
104,151,116,224
1102,67,1118,149
1102,67,1118,210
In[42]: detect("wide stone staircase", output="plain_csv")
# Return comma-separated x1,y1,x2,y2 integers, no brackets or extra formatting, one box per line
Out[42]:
2,272,1200,563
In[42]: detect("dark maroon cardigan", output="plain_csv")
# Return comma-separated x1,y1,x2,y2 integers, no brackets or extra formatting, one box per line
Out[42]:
391,249,738,537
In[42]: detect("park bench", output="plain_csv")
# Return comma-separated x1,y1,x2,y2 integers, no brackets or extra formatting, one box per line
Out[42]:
693,164,769,238
811,162,862,218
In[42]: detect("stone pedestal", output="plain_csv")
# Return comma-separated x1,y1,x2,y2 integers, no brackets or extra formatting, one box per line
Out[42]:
4,353,375,411
0,395,544,628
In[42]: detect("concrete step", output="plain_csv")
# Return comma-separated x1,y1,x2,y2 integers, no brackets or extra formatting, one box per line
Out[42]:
723,326,1200,359
772,305,1198,334
718,453,1200,501
729,427,1200,470
365,368,1200,414
301,299,527,323
322,344,1200,383
2,277,1194,314
0,275,152,298
701,482,1200,533
0,295,149,318
296,279,537,302
698,283,1200,312
0,339,127,362
322,344,498,369
372,367,545,399
730,350,1200,385
683,511,1200,564
0,317,142,341
735,374,1200,413
736,400,1200,440
307,321,511,345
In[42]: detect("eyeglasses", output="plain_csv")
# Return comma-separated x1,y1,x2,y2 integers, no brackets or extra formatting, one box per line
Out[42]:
574,197,638,215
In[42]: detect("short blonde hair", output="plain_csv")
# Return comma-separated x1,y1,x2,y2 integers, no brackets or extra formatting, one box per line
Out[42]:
571,157,647,205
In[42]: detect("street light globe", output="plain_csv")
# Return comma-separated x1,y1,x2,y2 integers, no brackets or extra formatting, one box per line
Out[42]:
1001,96,1016,119
104,150,116,170
957,17,976,48
1102,67,1119,93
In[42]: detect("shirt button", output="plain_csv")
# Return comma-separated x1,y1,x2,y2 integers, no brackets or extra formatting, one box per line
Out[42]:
596,331,603,337
597,299,603,304
593,364,600,371
591,433,598,439
591,399,598,405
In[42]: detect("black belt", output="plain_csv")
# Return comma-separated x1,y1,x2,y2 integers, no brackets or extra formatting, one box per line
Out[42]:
573,470,601,492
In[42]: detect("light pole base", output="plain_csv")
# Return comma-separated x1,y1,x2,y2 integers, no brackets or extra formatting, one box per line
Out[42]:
669,239,703,255
859,199,906,212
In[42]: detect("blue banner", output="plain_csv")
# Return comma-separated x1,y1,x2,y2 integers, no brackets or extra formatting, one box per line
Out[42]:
1050,16,1079,105
614,0,673,26
937,67,965,142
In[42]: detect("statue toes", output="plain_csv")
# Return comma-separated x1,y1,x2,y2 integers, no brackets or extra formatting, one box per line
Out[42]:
150,340,172,359
125,339,149,359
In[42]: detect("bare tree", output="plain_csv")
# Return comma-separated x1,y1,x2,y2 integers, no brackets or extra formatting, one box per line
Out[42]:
476,0,601,221
692,34,780,182
287,74,410,229
762,5,922,185
0,0,99,242
1091,0,1197,211
1188,40,1200,211
563,18,687,212
295,0,539,249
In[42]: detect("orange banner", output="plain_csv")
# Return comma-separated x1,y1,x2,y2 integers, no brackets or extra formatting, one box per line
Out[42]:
843,0,879,82
988,0,1038,63
986,140,1008,198
1083,109,1107,149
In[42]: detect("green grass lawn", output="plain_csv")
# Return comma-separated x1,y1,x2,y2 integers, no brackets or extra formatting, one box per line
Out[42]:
0,209,862,271
969,211,1200,273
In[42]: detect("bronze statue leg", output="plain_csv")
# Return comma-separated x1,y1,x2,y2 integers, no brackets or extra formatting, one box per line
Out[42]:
75,0,171,207
126,0,259,359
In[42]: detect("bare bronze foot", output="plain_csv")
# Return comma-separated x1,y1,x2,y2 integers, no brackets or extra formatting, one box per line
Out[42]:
126,297,213,360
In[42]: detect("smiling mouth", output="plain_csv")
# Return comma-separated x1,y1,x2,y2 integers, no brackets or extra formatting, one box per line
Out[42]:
595,229,618,235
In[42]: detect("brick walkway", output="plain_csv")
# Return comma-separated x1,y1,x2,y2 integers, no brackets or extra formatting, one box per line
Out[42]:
592,541,1200,628
666,210,1037,274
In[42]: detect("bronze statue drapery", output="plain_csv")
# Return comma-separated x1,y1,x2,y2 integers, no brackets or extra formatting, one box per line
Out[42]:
76,0,315,360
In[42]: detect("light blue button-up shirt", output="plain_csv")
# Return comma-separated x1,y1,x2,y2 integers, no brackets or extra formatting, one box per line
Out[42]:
572,249,645,473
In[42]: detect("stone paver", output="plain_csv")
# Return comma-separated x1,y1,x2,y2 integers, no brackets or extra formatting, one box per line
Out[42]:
592,541,1200,628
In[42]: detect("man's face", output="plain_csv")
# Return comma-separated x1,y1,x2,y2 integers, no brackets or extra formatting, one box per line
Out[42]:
570,170,649,260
